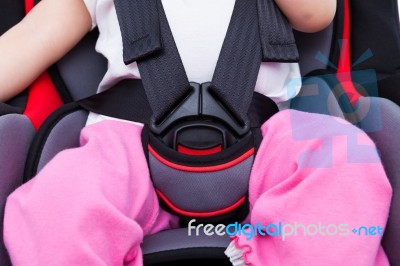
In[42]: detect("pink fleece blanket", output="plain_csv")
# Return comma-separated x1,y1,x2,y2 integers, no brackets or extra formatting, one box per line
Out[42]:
3,110,391,265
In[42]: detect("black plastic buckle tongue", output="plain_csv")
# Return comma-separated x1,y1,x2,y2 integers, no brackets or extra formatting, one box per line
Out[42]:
149,82,251,151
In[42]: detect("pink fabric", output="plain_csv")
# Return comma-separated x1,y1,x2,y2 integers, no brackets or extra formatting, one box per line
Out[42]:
4,120,179,265
3,110,392,265
231,110,391,265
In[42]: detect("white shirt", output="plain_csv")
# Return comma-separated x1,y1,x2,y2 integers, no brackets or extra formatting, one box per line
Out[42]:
83,0,302,124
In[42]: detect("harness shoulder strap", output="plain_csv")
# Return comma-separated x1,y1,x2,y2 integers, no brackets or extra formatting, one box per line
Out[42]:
113,0,162,65
257,0,299,62
114,0,299,64
113,0,295,132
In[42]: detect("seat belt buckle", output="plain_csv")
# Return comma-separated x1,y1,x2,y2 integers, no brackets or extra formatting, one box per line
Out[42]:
149,82,251,152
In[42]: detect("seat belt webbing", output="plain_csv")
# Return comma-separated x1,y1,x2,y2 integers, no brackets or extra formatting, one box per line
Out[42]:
211,0,263,124
114,0,162,65
114,0,299,64
113,0,298,124
257,0,299,62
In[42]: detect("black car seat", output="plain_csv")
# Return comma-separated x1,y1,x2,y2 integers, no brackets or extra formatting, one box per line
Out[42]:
293,0,400,264
347,0,400,264
0,0,107,263
19,1,348,265
1,0,398,264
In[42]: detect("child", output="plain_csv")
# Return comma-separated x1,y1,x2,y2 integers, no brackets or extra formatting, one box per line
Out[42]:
0,0,392,265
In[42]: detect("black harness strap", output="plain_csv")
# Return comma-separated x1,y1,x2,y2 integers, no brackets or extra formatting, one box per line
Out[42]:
78,79,278,128
114,0,299,64
257,0,299,62
134,2,192,124
113,0,162,65
78,79,152,123
114,0,295,128
210,0,264,125
113,0,298,125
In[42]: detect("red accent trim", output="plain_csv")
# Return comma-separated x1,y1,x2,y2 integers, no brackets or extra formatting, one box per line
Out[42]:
156,189,246,218
337,0,351,74
177,145,222,156
22,0,63,131
336,0,360,106
23,72,63,130
24,0,34,14
149,145,254,172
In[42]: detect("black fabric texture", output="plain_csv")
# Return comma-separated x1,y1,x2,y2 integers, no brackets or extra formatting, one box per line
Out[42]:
211,0,296,123
351,72,400,107
257,0,299,62
328,0,344,71
349,0,400,105
47,65,74,103
5,91,28,110
78,79,278,127
142,227,231,255
0,103,23,116
143,248,229,265
209,0,263,125
135,1,191,122
350,0,400,77
0,0,24,36
113,0,162,64
115,0,295,124
144,258,231,266
248,92,279,127
78,79,152,123
375,74,400,106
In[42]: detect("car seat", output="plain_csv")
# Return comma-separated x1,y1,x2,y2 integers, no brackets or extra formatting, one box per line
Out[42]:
1,0,399,265
292,0,400,264
0,0,109,263
0,0,46,264
350,0,400,106
19,1,349,265
347,0,400,264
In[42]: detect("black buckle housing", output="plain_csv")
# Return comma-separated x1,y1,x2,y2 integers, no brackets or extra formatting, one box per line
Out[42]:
149,82,251,151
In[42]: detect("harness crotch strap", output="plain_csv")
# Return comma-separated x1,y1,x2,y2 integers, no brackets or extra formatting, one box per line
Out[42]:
112,0,298,222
